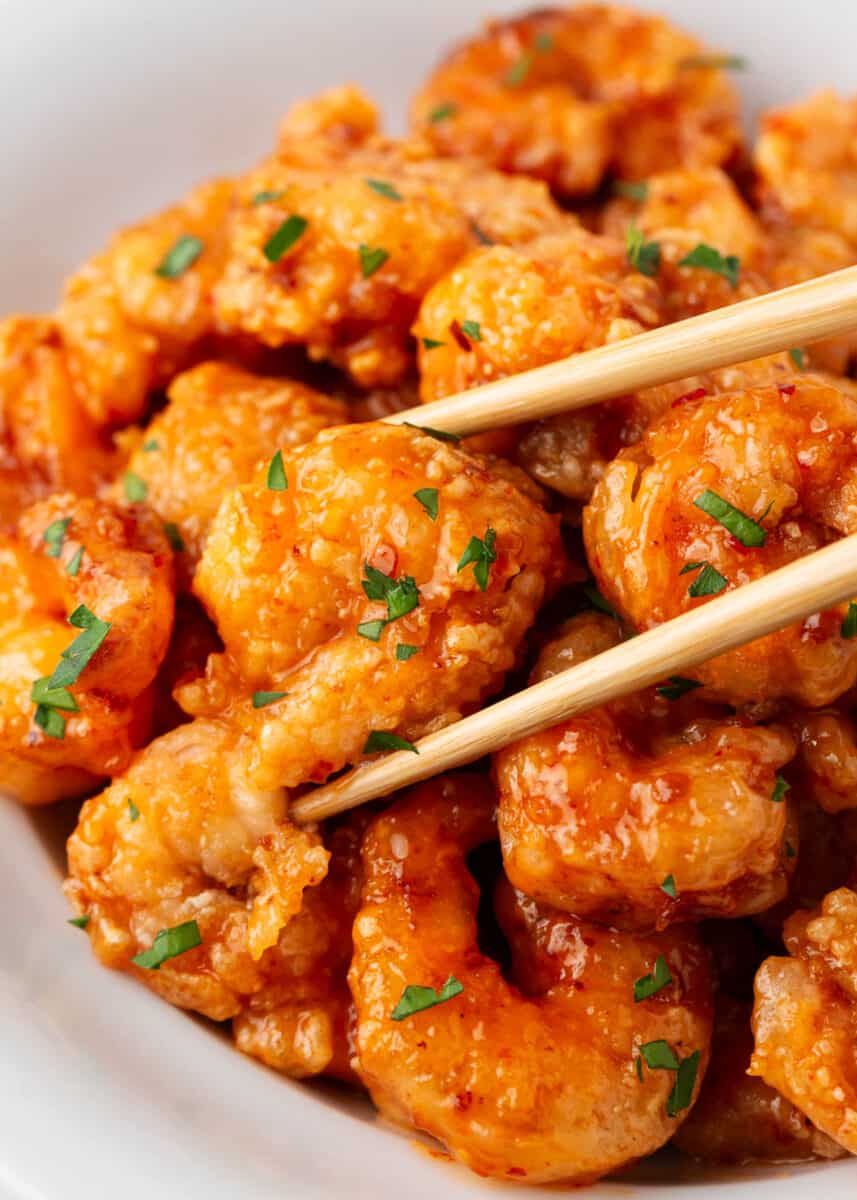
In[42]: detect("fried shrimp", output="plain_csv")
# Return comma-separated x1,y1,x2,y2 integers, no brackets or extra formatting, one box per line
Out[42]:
65,717,329,1021
410,5,742,196
182,421,564,790
751,888,857,1155
414,225,663,403
117,362,346,583
494,613,796,928
584,377,857,708
0,495,174,804
349,774,713,1184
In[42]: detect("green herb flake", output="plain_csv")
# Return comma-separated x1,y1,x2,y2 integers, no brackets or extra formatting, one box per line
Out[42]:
638,1040,680,1071
161,523,184,553
34,704,66,740
266,449,288,492
131,920,202,970
128,800,140,822
43,517,71,558
634,954,673,1003
31,677,79,712
47,606,111,690
68,915,90,929
470,220,494,246
414,487,439,520
614,180,649,202
123,471,148,503
402,421,461,443
661,874,677,898
772,773,791,803
460,319,482,342
534,31,554,52
503,50,534,88
363,730,419,755
656,676,702,702
789,348,806,371
66,546,85,577
680,54,747,71
252,690,288,709
396,643,420,661
357,619,387,643
667,1050,702,1118
263,215,308,263
678,243,740,288
626,223,661,277
785,840,796,859
155,235,204,279
390,975,463,1020
694,489,767,547
583,584,618,619
365,178,402,202
421,337,445,350
358,243,389,278
361,564,421,623
429,102,458,123
142,438,160,452
457,527,497,592
252,188,287,206
841,602,857,639
682,560,728,598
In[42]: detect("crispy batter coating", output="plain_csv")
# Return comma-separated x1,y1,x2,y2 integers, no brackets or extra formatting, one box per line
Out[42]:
65,717,329,1021
415,225,663,403
584,378,857,707
411,5,742,195
349,774,713,1184
117,362,345,583
183,422,564,790
751,888,857,1155
0,496,174,804
494,613,796,928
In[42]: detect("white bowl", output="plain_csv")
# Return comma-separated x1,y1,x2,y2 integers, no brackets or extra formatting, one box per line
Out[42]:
1,1,855,1196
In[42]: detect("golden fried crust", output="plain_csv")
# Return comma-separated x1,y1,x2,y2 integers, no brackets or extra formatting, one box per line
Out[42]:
117,362,346,583
414,227,663,403
349,774,713,1185
494,614,796,929
0,496,175,803
184,422,564,790
584,378,857,707
411,5,742,195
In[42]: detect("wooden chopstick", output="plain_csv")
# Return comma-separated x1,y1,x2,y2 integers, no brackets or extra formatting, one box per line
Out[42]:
291,533,857,823
385,265,857,437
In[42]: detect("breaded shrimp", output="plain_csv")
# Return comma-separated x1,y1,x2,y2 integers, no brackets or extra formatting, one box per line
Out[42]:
65,717,329,1021
0,495,174,804
116,362,346,584
182,422,564,790
751,888,857,1155
584,377,857,708
494,613,796,929
349,774,713,1184
411,5,742,196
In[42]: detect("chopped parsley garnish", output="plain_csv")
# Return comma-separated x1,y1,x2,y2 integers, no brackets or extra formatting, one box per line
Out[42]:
31,677,79,712
613,180,649,202
667,1050,701,1117
634,955,673,1002
414,487,439,520
68,915,90,929
66,546,85,577
457,527,497,591
47,605,111,690
678,243,740,288
155,235,203,279
43,517,71,558
390,975,463,1020
142,438,160,452
357,619,386,643
428,102,458,123
788,347,805,371
396,643,420,661
252,690,288,708
693,489,767,547
470,220,494,246
583,584,618,619
681,560,728,597
771,774,790,803
131,920,202,970
363,730,419,755
785,840,796,859
163,523,185,553
263,215,308,262
841,602,857,639
656,676,702,701
123,471,148,503
252,189,287,206
403,421,461,443
626,224,661,277
128,800,140,822
460,319,483,342
661,874,677,898
358,244,389,278
365,178,402,202
502,30,553,87
362,564,421,622
680,54,747,71
638,1040,679,1071
266,449,288,491
421,337,445,350
34,704,67,740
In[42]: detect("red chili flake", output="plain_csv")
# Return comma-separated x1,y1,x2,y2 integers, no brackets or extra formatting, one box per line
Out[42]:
778,384,796,396
671,387,708,408
454,1091,473,1112
449,319,473,351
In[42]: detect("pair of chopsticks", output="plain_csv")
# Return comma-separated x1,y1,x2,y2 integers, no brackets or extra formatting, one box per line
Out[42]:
292,265,857,824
